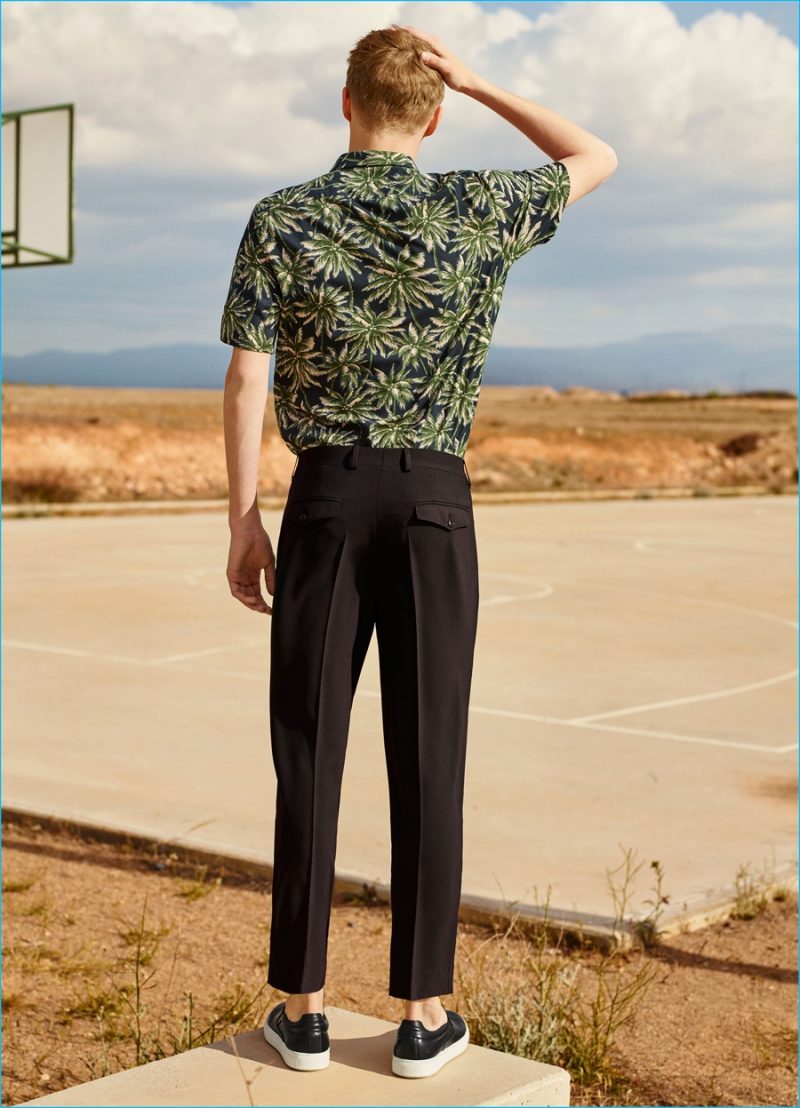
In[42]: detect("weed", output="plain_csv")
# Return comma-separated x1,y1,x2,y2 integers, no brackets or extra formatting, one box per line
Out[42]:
19,897,50,919
173,864,222,901
339,883,383,907
3,991,33,1013
751,1016,798,1073
81,893,272,1068
3,876,38,893
730,850,789,921
2,470,83,503
117,918,172,968
605,847,670,949
59,985,129,1023
456,846,667,1098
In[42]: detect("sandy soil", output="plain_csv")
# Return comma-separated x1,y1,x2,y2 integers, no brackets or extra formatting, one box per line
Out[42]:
2,384,796,503
2,817,796,1107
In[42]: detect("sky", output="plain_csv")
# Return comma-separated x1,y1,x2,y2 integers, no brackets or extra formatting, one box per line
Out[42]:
1,0,797,360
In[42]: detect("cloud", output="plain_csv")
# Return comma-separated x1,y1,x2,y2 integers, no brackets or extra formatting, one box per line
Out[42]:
688,264,795,287
2,1,796,358
3,1,796,187
517,2,796,182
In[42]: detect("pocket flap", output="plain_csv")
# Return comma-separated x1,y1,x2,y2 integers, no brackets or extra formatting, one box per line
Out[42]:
414,502,470,530
289,497,342,523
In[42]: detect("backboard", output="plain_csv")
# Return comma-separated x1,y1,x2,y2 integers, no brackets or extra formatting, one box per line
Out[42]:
2,102,74,268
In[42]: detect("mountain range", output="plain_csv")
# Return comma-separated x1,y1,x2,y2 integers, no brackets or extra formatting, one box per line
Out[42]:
3,324,796,395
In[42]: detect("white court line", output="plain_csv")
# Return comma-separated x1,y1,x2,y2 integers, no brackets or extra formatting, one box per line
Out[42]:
361,692,796,754
481,571,797,631
491,571,793,633
572,668,799,724
634,537,795,557
5,566,796,753
3,641,793,754
2,637,266,666
479,573,798,728
481,586,554,606
561,719,796,754
482,570,561,583
547,577,798,631
153,640,266,664
2,640,138,665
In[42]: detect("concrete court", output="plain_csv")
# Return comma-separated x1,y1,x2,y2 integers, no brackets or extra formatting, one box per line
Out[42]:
3,493,797,934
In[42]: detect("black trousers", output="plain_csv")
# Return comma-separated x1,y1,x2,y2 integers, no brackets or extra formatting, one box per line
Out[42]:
267,442,480,1000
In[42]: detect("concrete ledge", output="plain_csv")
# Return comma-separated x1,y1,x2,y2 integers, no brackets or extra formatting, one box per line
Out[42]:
2,484,792,519
19,1005,571,1107
5,806,797,957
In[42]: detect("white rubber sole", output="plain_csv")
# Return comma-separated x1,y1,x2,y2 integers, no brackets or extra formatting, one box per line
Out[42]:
391,1022,470,1078
263,1016,331,1070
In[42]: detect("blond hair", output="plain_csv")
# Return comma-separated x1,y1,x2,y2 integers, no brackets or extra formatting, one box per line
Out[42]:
346,24,445,134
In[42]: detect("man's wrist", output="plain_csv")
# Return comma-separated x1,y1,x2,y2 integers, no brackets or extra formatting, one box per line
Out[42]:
229,519,264,532
461,74,494,100
229,501,263,533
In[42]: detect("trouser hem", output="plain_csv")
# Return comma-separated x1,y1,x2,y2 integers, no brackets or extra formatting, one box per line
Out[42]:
387,981,455,1001
267,973,326,995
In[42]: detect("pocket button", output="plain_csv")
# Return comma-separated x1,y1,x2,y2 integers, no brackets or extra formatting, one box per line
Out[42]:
299,511,308,521
447,515,454,527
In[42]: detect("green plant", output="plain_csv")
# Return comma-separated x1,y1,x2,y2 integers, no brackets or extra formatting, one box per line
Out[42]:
751,1016,798,1073
99,893,270,1068
340,882,383,907
59,984,129,1023
3,876,38,893
729,848,792,921
456,853,664,1098
609,849,670,949
173,864,222,901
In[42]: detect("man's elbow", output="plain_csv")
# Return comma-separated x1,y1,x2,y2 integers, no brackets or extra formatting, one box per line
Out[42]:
584,141,618,178
603,144,619,175
225,346,271,383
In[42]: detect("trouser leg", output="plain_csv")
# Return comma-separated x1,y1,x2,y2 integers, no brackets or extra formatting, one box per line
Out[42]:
376,485,480,1000
267,482,374,994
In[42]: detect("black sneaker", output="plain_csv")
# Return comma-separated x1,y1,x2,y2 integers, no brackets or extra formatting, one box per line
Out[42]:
263,1000,330,1071
392,1008,469,1078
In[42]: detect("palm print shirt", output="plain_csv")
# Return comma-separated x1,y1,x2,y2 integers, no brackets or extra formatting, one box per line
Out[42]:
220,148,570,458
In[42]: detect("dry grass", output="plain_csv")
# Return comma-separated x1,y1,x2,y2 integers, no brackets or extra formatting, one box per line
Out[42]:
2,383,796,504
2,818,797,1106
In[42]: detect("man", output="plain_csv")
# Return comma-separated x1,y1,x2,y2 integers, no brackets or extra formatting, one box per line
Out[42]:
221,23,616,1079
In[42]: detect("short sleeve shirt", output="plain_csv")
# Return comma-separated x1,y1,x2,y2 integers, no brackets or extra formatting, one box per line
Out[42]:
220,149,570,458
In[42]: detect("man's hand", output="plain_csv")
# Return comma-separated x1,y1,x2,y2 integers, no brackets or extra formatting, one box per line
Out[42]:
401,26,481,94
226,524,276,615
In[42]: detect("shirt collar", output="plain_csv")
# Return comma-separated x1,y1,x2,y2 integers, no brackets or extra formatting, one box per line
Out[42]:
330,149,420,173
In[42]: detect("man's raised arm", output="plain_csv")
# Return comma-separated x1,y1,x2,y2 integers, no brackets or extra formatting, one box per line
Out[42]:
403,25,618,203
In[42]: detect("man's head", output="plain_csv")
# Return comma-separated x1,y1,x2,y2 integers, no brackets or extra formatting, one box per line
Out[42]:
344,24,445,145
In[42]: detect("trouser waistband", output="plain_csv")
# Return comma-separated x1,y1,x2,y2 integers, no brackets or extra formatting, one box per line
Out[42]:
293,443,471,483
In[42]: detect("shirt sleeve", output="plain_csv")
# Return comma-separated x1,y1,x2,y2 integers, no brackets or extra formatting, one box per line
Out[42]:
219,201,281,353
473,160,571,265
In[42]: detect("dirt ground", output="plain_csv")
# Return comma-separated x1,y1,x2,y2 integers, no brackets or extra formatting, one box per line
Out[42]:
2,817,797,1107
2,383,796,503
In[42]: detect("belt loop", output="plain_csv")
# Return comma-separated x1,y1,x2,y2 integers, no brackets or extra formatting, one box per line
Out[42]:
291,454,300,480
345,443,360,469
463,457,472,487
401,446,412,472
